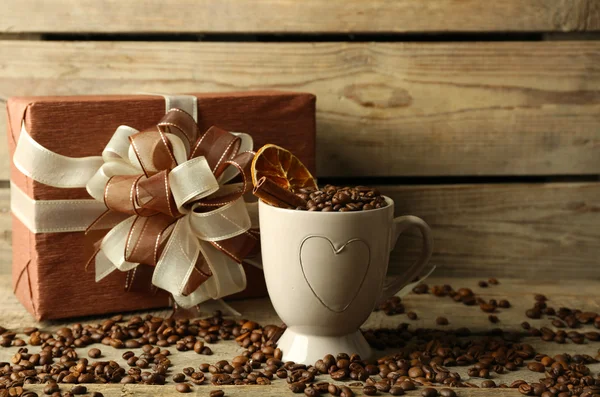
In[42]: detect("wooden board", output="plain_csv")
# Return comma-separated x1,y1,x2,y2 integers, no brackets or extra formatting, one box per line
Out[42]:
0,275,598,397
0,0,598,33
0,182,599,279
385,182,600,280
1,40,600,180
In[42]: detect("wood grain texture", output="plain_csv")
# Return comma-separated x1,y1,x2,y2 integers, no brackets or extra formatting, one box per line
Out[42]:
0,276,598,396
1,41,600,180
1,0,599,33
383,182,600,280
0,182,599,280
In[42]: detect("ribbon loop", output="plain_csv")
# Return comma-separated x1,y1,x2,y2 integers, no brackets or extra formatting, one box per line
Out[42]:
169,157,220,212
136,171,180,218
190,198,251,242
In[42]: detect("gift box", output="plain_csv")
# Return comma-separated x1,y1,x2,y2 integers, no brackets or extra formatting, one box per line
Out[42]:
7,92,316,320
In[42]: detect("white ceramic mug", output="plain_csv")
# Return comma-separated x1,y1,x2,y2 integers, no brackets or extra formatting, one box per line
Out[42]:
258,196,434,364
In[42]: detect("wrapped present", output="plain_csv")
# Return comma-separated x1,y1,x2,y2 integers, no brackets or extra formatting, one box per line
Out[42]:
6,92,316,320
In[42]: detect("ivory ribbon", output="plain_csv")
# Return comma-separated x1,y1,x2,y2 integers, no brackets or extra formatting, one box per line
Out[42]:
11,94,261,309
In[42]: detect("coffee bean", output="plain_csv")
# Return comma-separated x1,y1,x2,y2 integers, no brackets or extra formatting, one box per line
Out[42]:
478,281,488,288
498,299,510,308
521,321,531,330
488,315,499,323
63,374,78,384
408,367,424,378
421,388,439,397
330,369,347,380
532,384,546,396
526,309,542,319
71,386,87,395
534,294,547,301
413,284,429,294
8,387,24,397
88,348,101,358
436,317,449,326
43,383,60,395
399,380,416,391
328,384,340,396
209,390,225,397
389,386,405,396
527,362,545,372
120,376,136,384
336,359,350,369
480,303,496,313
363,386,378,395
78,373,95,383
91,393,104,397
304,386,320,397
290,382,306,393
172,373,185,383
439,389,456,397
481,380,496,388
407,312,418,320
176,383,191,393
340,386,354,397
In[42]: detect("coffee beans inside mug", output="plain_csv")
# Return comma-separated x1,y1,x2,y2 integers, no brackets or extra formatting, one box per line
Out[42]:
294,185,387,212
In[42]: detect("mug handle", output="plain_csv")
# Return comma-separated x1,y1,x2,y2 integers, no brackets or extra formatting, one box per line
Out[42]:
378,215,434,303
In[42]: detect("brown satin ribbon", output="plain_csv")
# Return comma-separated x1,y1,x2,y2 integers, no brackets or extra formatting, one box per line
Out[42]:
89,109,258,296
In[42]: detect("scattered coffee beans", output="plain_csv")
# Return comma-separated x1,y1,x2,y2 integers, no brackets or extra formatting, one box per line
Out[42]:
294,185,387,212
436,316,449,326
375,296,405,315
1,276,598,397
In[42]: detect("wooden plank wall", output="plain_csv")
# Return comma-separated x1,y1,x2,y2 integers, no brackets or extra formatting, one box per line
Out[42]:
0,1,599,280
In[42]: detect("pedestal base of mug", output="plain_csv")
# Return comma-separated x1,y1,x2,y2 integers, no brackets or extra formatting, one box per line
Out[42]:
278,328,372,365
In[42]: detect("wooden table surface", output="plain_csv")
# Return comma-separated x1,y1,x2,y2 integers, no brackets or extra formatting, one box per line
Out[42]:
1,275,598,396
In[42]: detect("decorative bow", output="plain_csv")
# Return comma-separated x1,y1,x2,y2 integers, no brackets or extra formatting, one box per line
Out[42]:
85,108,259,308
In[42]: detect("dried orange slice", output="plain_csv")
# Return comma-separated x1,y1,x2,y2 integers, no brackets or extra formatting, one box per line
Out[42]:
251,144,317,192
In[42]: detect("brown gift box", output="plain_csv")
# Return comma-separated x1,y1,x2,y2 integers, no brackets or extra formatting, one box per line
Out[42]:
6,91,316,320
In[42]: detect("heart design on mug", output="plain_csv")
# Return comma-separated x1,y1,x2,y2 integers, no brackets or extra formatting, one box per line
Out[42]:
299,236,371,313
